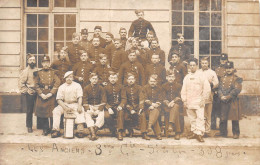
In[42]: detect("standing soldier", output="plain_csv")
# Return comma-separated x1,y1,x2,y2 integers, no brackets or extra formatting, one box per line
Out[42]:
119,27,128,50
146,38,165,66
67,33,84,66
90,26,106,48
168,33,191,65
140,75,163,140
181,58,211,142
104,32,115,63
128,9,156,40
218,61,242,139
34,55,60,136
79,28,90,52
18,54,38,133
199,57,219,136
104,73,127,140
87,37,105,66
110,39,126,72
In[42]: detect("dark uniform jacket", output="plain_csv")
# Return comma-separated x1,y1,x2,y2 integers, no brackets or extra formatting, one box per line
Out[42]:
67,43,85,66
79,39,90,52
90,35,106,48
144,63,166,85
72,61,94,87
218,73,243,120
93,64,112,86
110,47,126,72
215,64,226,80
51,59,71,81
128,18,156,39
104,41,115,64
125,84,144,113
126,47,146,66
146,47,166,66
169,62,188,84
34,68,61,118
142,84,163,111
87,45,105,64
162,81,182,112
83,84,107,110
119,60,145,86
168,43,191,63
104,83,127,109
120,37,127,50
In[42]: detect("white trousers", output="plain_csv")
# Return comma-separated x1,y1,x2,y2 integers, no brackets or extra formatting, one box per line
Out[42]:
84,105,104,128
204,103,213,133
187,107,205,136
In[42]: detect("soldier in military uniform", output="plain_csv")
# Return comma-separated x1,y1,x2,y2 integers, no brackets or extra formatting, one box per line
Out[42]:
110,39,127,72
146,38,165,66
67,33,84,66
218,61,243,139
72,51,94,88
104,32,115,63
124,73,144,138
51,47,72,82
162,71,182,139
104,73,127,140
90,26,106,48
119,27,128,50
126,37,147,66
168,33,191,65
140,75,163,140
18,54,38,133
34,56,61,136
144,54,166,85
211,53,228,130
83,73,107,141
146,31,156,49
87,37,105,66
79,28,90,52
128,9,156,40
119,50,145,86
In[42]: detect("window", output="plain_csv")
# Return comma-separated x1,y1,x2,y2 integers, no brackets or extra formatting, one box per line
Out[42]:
24,0,78,67
171,0,223,69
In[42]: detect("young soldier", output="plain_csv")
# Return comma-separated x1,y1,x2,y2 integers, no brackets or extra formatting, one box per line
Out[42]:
144,54,166,85
79,28,90,52
146,31,155,49
146,38,165,66
124,73,144,137
126,37,146,66
119,27,128,50
51,71,86,138
67,33,84,66
72,51,94,88
141,74,163,140
128,9,156,40
119,50,145,86
90,26,106,48
168,51,188,84
104,73,127,140
181,58,211,142
93,54,112,87
34,55,61,136
199,57,219,136
18,54,38,133
162,71,182,139
104,32,115,62
51,47,72,82
168,33,191,65
87,37,105,66
218,61,242,139
83,73,106,141
110,39,126,72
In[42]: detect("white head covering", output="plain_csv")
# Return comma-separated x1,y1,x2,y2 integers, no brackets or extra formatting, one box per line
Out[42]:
64,71,73,79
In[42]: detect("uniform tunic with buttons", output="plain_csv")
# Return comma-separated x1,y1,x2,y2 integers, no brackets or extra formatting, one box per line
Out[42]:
51,59,72,81
126,47,146,67
104,41,115,63
169,62,188,84
128,18,156,39
215,64,226,80
118,61,145,86
67,43,85,66
90,35,106,48
162,81,182,111
87,45,105,65
93,64,112,86
72,61,94,88
146,47,166,66
19,66,38,94
34,68,61,118
168,43,191,63
125,84,144,112
104,83,127,109
142,84,163,110
110,47,126,72
79,39,91,52
218,73,242,120
120,38,127,50
144,63,166,85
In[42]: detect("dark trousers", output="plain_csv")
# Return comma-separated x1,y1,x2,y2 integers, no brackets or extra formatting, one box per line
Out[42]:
164,104,181,133
25,94,36,128
124,111,139,130
104,108,124,132
37,117,53,130
219,120,240,136
140,108,161,136
211,95,220,129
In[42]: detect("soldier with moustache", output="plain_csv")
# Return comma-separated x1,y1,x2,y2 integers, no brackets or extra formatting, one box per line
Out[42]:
146,31,156,49
218,61,243,139
126,37,146,67
79,28,90,52
67,33,84,66
18,53,38,133
90,26,106,48
146,38,166,66
119,27,128,50
104,32,115,64
34,55,61,136
87,37,105,66
110,39,127,72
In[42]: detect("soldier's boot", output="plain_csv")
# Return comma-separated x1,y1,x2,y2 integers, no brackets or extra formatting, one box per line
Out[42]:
168,123,174,133
75,124,84,138
117,131,123,141
142,133,150,140
51,130,61,138
128,129,134,138
174,133,181,140
89,127,98,141
233,134,239,139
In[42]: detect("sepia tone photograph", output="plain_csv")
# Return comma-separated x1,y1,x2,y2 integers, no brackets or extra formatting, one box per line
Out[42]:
0,0,259,164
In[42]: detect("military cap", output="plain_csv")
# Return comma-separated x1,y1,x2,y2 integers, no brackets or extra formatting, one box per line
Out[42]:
27,53,35,60
225,61,234,69
81,28,88,35
135,9,144,14
106,32,114,39
188,57,198,65
64,71,73,79
42,55,50,62
220,53,228,60
94,26,102,30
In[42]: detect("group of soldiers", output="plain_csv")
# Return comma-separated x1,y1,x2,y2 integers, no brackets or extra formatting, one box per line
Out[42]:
19,10,243,142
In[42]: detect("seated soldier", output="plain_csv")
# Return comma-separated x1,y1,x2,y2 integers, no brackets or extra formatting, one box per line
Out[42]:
93,53,112,87
83,73,106,141
126,37,146,66
104,72,127,140
51,71,85,138
146,38,165,66
140,74,163,140
73,50,94,88
124,73,144,137
162,71,182,140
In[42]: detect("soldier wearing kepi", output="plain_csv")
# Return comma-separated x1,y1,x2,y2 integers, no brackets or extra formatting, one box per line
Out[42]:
18,53,38,133
83,73,107,141
90,26,106,48
218,61,243,139
79,28,90,52
51,71,86,138
181,58,211,142
140,74,163,140
104,72,127,140
34,55,61,136
67,33,84,66
199,57,219,137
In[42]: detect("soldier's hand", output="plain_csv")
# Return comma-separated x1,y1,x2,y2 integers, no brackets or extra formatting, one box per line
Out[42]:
46,93,52,99
90,61,96,64
131,110,136,114
108,108,114,115
138,109,143,115
40,93,47,100
102,82,108,86
149,106,154,110
78,77,83,82
117,106,122,111
27,88,35,95
221,96,226,101
78,106,83,114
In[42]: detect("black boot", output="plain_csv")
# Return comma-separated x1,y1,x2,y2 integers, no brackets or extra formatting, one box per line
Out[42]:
89,127,98,141
117,131,123,141
27,127,33,133
142,133,150,140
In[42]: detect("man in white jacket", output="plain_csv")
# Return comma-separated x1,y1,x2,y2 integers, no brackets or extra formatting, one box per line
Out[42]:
181,58,211,142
